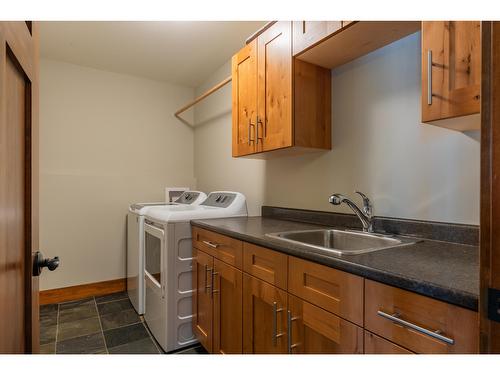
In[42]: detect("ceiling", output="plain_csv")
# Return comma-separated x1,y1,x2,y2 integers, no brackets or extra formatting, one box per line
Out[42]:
40,21,266,87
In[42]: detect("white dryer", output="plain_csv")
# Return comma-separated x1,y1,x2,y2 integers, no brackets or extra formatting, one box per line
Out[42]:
143,191,247,352
127,191,206,315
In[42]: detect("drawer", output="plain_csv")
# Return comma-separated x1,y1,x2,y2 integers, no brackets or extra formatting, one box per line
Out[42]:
243,242,287,289
364,279,479,354
288,257,364,326
364,331,413,354
192,227,243,269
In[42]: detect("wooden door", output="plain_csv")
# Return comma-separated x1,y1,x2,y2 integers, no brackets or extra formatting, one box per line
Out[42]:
243,274,287,353
0,22,39,354
288,295,363,354
422,21,481,123
292,21,342,56
192,248,213,352
232,39,258,157
212,259,242,354
257,21,293,152
480,21,500,353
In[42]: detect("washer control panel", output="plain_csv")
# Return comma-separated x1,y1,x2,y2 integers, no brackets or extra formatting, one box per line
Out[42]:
175,191,201,204
202,192,237,208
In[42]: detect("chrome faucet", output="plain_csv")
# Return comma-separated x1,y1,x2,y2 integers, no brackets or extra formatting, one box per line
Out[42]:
329,191,373,233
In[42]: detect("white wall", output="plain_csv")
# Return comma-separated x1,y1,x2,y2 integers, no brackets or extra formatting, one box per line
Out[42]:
194,32,480,225
40,59,195,290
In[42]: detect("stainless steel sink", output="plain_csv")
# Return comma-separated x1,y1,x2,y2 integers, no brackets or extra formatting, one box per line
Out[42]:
265,229,418,256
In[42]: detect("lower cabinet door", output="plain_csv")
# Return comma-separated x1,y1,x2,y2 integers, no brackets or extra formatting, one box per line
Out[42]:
288,295,363,354
364,331,413,354
192,248,213,352
243,274,288,353
213,259,243,353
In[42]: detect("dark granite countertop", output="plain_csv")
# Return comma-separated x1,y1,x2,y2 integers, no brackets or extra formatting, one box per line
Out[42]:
191,216,479,311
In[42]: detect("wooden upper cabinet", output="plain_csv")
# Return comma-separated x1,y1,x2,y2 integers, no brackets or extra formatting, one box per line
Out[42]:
231,21,331,157
232,39,258,157
422,21,481,130
288,294,363,354
292,21,342,56
258,21,293,152
243,274,288,353
213,259,243,354
192,249,213,352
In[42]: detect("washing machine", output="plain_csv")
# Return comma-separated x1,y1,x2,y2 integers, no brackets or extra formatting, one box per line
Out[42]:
127,191,206,315
143,191,247,352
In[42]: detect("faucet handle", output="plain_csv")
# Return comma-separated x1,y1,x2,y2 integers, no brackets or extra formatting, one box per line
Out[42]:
354,191,372,217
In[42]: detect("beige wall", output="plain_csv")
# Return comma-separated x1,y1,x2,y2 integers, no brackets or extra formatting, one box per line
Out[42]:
40,59,195,290
194,32,480,224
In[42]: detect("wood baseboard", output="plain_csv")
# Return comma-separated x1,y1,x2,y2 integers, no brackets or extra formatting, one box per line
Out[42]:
39,278,126,305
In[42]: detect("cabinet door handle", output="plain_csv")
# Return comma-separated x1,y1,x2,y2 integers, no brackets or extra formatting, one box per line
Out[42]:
211,269,219,298
248,118,255,145
202,240,219,249
272,302,285,346
256,116,263,144
427,49,433,105
205,266,212,293
287,310,300,353
377,310,454,345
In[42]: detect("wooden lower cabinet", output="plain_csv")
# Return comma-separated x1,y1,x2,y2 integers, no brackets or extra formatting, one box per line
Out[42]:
288,294,363,353
192,248,213,352
213,259,242,354
364,331,413,354
243,274,288,353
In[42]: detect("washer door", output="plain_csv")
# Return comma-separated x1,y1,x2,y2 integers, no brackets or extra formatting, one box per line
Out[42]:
143,222,167,351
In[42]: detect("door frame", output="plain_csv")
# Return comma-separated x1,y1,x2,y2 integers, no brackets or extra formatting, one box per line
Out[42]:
480,21,500,353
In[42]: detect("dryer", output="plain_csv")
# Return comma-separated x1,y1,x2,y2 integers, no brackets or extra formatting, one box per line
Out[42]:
143,191,247,352
127,191,206,315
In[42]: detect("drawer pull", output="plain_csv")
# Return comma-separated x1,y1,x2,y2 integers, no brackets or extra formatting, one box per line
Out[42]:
202,240,219,248
377,310,455,345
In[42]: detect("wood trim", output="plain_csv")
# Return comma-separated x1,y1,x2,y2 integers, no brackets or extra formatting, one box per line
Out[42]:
39,278,126,305
245,21,276,45
480,21,500,353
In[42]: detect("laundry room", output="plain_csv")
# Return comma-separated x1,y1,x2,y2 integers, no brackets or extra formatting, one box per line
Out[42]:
3,0,500,373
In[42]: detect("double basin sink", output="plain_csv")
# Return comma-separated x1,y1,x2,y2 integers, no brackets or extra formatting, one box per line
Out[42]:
266,229,418,256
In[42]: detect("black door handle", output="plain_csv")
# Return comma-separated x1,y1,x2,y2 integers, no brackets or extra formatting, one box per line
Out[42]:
33,251,60,276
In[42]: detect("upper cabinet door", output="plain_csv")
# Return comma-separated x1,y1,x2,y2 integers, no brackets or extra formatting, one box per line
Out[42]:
232,39,258,157
293,21,342,56
422,21,481,124
257,21,293,152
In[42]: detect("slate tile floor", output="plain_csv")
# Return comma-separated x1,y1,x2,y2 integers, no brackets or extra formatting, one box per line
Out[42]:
39,291,206,354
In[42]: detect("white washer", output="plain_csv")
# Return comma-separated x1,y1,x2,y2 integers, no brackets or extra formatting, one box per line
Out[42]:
143,191,247,352
127,191,206,315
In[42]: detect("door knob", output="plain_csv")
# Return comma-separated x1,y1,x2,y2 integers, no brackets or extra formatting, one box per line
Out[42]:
33,251,60,276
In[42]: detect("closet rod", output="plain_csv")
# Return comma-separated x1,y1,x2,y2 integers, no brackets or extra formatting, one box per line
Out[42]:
175,76,232,118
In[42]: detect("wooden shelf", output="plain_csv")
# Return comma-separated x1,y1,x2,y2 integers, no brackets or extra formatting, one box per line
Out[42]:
295,21,421,69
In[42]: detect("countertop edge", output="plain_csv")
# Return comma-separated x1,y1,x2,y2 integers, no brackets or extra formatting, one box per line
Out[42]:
191,220,478,312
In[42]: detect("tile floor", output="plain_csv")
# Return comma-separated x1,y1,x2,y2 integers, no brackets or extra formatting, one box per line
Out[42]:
40,291,206,354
